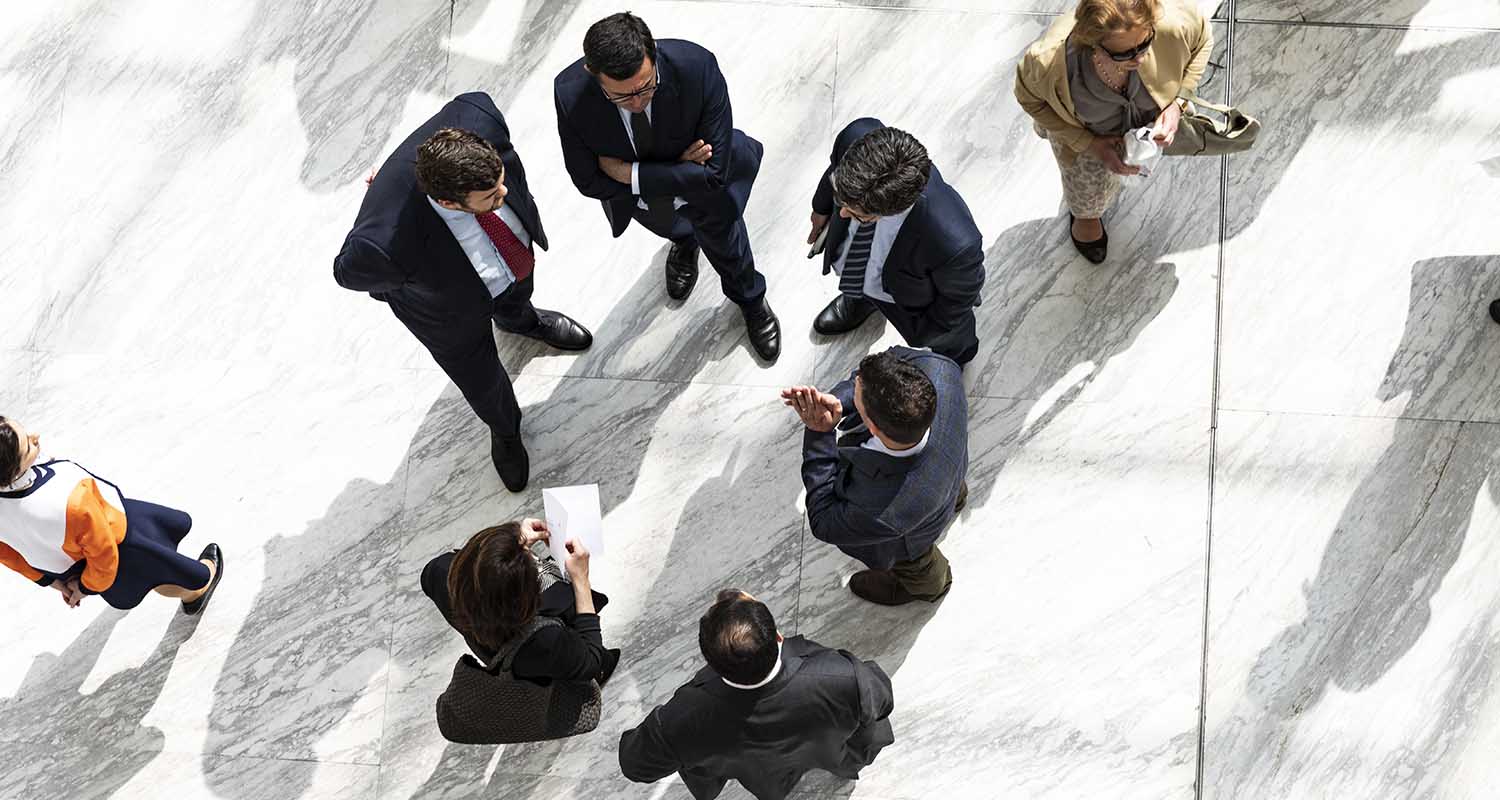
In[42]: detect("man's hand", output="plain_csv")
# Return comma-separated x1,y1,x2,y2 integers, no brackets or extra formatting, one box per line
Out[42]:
1152,101,1183,147
781,386,842,433
678,139,712,164
598,156,634,184
807,211,830,245
518,518,550,547
1087,136,1140,176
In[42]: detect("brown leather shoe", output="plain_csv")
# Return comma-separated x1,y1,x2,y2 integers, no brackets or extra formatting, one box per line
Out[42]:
848,569,917,606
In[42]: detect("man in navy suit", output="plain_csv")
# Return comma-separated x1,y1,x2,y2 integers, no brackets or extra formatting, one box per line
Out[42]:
806,120,986,366
334,93,591,493
783,347,968,605
553,12,781,363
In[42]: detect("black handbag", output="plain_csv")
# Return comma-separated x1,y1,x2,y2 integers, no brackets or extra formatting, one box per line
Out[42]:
435,614,603,744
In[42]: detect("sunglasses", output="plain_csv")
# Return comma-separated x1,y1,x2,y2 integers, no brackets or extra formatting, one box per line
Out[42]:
1101,28,1154,62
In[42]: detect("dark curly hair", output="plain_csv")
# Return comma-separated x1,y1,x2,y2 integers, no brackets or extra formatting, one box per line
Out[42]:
856,352,937,445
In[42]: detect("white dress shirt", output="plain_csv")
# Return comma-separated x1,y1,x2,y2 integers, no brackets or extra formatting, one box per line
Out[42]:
862,429,930,458
830,206,915,304
427,197,529,298
616,104,688,211
721,640,784,689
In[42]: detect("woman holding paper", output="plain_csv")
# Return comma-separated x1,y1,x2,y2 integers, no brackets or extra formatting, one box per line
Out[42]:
1014,0,1213,262
421,519,621,686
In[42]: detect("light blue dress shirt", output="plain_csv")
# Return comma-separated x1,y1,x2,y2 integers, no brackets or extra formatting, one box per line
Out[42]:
831,206,914,305
427,197,530,298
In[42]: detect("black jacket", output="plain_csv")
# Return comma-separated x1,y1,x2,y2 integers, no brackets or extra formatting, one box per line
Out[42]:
802,347,969,569
333,92,548,321
420,551,618,686
553,39,763,237
619,636,895,800
812,117,986,356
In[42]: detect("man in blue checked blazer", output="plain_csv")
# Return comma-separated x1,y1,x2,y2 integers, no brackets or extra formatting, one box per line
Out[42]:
782,346,969,605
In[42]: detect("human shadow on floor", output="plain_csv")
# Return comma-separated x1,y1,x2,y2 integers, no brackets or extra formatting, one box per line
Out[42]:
1,609,202,795
1225,255,1500,764
960,215,1182,514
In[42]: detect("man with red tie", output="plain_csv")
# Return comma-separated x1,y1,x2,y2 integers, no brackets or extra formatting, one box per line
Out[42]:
335,93,591,492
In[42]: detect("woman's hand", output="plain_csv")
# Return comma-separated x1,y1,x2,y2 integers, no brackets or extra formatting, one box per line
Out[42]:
1152,101,1183,147
564,538,591,584
518,518,550,547
1087,136,1140,176
53,579,83,608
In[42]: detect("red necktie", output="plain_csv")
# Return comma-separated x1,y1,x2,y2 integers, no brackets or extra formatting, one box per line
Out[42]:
476,210,535,282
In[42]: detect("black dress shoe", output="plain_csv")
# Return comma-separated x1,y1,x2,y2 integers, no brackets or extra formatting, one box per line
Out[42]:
490,430,529,493
741,298,781,362
665,241,700,301
1490,299,1500,324
181,543,223,616
507,309,592,351
1069,213,1108,264
813,294,877,336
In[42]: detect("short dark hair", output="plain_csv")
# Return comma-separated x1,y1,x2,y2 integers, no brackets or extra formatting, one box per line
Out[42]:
857,352,937,445
698,589,779,685
0,416,19,485
446,522,541,650
415,128,503,205
583,12,656,81
831,127,932,216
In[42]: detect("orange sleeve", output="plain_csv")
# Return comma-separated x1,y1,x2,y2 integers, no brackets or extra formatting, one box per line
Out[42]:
0,541,44,583
63,479,128,593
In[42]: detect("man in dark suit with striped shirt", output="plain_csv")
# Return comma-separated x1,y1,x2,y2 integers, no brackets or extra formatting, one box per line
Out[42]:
782,346,968,605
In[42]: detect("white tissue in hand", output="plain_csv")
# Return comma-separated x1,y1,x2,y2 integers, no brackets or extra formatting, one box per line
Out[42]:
1122,127,1161,179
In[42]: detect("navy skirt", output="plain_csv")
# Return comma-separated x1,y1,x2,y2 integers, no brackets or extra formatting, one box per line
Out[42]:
65,498,211,610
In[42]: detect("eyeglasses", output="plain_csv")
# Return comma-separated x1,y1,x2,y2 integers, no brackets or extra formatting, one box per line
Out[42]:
602,71,659,105
1101,28,1154,62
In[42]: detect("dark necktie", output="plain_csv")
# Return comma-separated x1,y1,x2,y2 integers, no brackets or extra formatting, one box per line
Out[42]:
630,110,676,230
839,220,878,297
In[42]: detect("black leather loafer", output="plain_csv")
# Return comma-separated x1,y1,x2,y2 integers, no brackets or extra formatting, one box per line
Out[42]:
665,241,700,301
181,543,223,616
1069,214,1108,264
1490,299,1500,325
512,309,592,352
490,430,529,493
741,298,781,362
813,294,878,336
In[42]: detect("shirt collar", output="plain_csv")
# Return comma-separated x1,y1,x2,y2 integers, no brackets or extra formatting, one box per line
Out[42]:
427,195,477,223
2,457,42,491
722,640,784,690
862,429,929,458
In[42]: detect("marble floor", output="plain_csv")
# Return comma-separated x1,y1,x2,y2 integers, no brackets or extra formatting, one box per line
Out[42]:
1,1,1497,798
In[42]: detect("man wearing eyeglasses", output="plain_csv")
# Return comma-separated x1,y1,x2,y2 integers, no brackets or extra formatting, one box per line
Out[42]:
805,121,986,366
554,12,781,363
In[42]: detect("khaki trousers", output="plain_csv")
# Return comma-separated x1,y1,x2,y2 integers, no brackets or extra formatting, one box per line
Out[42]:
892,544,953,600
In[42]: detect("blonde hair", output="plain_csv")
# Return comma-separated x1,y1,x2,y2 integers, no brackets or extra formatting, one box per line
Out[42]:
1072,0,1161,47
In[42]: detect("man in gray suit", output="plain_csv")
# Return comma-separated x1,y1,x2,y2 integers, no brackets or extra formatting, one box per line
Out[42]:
618,589,894,799
782,347,968,605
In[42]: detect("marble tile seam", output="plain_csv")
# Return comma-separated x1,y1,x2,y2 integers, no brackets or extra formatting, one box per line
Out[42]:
1195,0,1235,795
1213,406,1500,426
1234,17,1500,33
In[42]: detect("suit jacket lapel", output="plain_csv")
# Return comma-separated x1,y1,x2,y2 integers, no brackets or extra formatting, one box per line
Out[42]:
418,196,487,295
883,193,928,285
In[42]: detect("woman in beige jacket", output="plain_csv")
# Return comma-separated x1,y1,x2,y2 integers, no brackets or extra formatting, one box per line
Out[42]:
1015,0,1212,262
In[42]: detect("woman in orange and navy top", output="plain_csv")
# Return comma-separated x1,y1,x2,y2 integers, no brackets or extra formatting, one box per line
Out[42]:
0,416,224,614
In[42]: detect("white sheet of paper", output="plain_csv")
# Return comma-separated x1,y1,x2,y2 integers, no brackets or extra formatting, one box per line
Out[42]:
542,484,605,566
